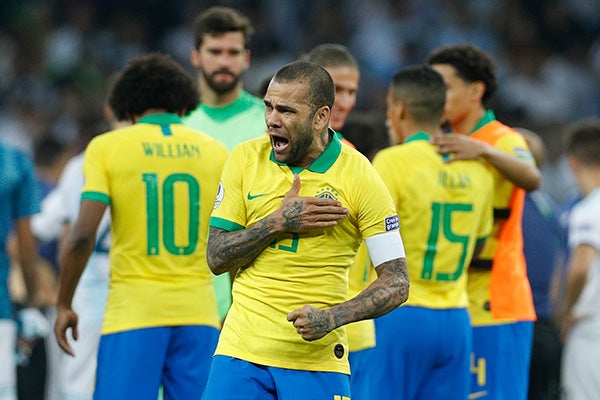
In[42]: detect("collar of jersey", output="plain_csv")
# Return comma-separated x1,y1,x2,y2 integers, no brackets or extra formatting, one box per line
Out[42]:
200,91,255,121
469,109,496,133
403,131,431,144
269,128,342,174
138,113,183,125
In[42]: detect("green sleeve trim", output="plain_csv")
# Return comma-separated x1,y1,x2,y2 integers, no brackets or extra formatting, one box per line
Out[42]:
81,191,110,204
210,216,245,231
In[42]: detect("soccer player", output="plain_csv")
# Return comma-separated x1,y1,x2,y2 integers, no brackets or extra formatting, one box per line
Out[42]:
370,64,493,399
0,139,45,400
560,118,600,400
185,5,265,150
202,61,409,399
54,53,228,399
302,43,360,146
33,151,111,400
427,44,541,399
185,6,266,320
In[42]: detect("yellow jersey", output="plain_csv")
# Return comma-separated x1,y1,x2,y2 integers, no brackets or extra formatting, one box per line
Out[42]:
82,113,228,334
373,132,493,308
210,132,400,374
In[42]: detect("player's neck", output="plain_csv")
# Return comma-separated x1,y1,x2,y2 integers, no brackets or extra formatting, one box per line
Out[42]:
452,107,487,135
200,82,242,107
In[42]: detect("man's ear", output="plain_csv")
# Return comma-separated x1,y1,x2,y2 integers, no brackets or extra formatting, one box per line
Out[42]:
190,48,201,69
471,81,485,102
313,106,331,131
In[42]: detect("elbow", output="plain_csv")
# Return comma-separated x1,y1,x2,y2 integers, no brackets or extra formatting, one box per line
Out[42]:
525,175,542,192
206,250,228,276
522,168,542,192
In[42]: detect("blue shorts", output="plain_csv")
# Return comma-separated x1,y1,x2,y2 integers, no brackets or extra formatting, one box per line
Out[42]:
348,347,374,400
470,321,533,399
372,306,471,400
202,355,350,400
94,325,219,400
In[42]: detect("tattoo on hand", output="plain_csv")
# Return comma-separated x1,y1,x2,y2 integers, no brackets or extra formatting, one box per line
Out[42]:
307,308,331,333
282,201,303,230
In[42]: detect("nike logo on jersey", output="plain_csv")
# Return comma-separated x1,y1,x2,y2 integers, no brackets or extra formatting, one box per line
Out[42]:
247,192,267,200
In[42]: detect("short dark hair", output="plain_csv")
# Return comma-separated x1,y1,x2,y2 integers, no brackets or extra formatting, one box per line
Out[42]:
427,44,497,106
565,118,600,167
390,64,446,124
192,6,254,49
272,61,335,110
302,43,359,70
108,53,199,120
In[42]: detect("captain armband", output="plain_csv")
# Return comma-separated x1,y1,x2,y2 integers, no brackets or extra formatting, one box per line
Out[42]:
365,231,406,267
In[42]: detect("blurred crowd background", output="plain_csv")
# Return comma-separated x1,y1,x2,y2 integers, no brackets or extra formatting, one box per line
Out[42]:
1,0,600,203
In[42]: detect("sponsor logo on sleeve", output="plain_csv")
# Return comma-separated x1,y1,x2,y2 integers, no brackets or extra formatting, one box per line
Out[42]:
385,215,400,231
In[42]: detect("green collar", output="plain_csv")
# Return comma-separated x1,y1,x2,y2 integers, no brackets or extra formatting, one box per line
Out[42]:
138,113,183,125
200,91,257,121
470,110,496,133
403,131,430,144
270,128,342,174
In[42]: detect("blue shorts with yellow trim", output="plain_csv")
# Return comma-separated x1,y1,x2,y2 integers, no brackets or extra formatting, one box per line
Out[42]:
470,321,533,399
202,355,350,400
94,325,218,400
372,306,471,400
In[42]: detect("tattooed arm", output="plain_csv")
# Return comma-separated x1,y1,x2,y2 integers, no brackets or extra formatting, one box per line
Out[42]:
287,258,409,341
207,175,349,275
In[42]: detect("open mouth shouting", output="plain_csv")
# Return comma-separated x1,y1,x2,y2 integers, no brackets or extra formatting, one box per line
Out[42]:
270,133,290,153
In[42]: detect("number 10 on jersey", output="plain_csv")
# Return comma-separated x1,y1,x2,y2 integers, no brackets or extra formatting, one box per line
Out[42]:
143,173,200,256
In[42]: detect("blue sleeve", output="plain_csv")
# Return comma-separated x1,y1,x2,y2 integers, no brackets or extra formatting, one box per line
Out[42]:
13,151,41,220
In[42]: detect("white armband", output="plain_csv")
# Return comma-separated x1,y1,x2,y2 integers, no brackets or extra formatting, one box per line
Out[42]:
365,231,406,267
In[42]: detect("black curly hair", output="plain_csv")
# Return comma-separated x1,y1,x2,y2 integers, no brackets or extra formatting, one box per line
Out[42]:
108,53,199,121
427,44,497,106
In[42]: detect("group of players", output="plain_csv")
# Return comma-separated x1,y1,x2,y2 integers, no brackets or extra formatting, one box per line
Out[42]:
2,5,600,400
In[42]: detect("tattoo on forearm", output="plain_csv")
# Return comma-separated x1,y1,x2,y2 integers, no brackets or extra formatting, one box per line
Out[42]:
207,220,280,273
331,258,409,329
282,201,303,230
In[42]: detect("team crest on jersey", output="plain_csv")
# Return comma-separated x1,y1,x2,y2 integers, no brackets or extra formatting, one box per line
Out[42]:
315,186,339,200
213,181,224,209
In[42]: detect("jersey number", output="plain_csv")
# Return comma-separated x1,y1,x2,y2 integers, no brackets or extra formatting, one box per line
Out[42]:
422,202,472,281
142,173,199,256
270,233,299,253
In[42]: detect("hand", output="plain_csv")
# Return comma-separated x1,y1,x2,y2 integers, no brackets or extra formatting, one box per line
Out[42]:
430,134,488,163
54,306,79,356
276,175,348,232
287,305,335,341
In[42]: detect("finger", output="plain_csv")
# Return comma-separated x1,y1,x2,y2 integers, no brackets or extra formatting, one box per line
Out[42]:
71,324,78,341
309,205,349,215
56,332,75,357
287,309,300,321
287,174,301,197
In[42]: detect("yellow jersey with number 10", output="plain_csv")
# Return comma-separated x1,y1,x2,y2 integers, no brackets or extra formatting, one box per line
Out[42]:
82,113,228,334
